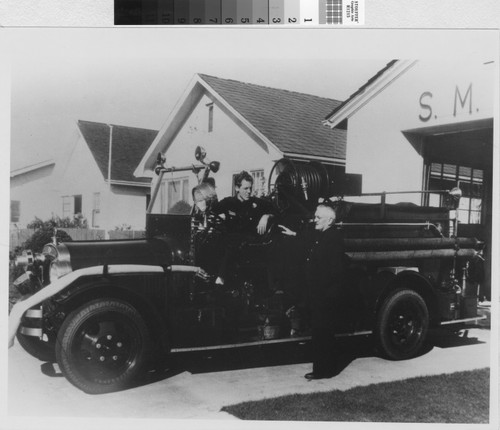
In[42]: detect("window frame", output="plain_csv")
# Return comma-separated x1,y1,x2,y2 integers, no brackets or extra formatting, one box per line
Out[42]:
424,161,483,225
92,192,101,228
160,176,190,214
10,200,20,223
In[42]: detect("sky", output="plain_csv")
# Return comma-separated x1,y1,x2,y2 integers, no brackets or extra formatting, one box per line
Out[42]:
7,28,395,170
8,28,498,172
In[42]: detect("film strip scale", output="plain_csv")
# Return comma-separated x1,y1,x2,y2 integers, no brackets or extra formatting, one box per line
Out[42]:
115,0,364,25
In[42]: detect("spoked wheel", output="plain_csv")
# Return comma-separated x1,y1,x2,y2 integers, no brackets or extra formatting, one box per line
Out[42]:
376,289,429,360
56,299,150,394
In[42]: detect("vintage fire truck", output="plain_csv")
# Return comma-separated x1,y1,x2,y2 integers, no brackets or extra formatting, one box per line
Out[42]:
9,147,485,394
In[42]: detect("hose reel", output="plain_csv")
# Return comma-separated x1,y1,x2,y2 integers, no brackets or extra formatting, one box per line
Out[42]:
268,159,332,211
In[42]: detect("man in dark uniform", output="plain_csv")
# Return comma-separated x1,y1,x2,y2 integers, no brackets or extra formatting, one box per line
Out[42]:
280,203,346,379
213,171,275,286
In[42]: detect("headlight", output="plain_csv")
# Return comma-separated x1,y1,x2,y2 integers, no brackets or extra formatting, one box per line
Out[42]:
45,243,72,282
49,260,72,280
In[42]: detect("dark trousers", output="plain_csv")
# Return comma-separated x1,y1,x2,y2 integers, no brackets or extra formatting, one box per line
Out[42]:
311,326,339,376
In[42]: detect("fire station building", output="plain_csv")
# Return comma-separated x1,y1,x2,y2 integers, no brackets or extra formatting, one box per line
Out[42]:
324,59,495,299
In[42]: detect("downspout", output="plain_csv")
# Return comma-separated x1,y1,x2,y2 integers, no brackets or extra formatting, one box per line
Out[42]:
107,124,113,187
106,125,113,239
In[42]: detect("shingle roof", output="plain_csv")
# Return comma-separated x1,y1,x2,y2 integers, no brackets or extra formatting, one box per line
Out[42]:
324,60,397,120
77,120,158,184
198,74,346,161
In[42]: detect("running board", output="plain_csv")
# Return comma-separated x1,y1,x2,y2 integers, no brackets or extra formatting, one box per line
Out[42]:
170,316,487,353
170,330,373,353
439,315,487,326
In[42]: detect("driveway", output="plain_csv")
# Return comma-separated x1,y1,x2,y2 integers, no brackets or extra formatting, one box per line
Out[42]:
7,321,492,422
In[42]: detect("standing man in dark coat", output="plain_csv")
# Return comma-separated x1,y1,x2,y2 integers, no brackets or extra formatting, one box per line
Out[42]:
281,203,347,379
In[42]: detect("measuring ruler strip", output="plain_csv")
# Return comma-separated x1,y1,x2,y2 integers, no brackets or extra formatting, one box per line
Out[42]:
115,0,364,26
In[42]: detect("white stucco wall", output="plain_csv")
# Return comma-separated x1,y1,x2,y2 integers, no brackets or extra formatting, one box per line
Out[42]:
57,135,148,231
108,184,148,230
345,60,495,204
10,165,58,227
150,94,282,213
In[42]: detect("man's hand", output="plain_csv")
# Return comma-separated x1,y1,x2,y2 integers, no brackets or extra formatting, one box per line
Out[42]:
279,225,296,236
257,214,271,235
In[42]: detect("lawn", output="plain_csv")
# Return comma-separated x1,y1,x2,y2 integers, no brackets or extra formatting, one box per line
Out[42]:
222,368,490,423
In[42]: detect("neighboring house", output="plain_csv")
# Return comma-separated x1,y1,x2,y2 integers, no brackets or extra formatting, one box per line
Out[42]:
134,73,345,212
323,59,494,299
10,159,57,227
56,120,157,232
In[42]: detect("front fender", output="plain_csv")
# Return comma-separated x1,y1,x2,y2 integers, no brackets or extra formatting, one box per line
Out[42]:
8,264,164,348
374,270,437,319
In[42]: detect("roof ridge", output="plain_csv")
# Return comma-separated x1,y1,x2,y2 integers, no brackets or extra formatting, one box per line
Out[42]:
77,119,158,133
198,73,342,104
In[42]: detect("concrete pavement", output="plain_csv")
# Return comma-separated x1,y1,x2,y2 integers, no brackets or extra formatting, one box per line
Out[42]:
7,325,492,421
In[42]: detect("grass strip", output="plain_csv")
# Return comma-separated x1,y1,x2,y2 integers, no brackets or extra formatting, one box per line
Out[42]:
222,368,489,423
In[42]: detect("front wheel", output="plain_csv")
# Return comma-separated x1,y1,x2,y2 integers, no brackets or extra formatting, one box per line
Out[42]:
376,289,429,360
55,299,150,394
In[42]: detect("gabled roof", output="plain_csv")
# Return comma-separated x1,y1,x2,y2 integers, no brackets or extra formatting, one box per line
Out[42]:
135,74,346,176
77,120,158,185
323,60,418,128
10,159,55,178
199,74,345,159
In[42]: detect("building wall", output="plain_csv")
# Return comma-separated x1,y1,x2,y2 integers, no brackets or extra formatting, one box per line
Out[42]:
108,184,149,230
345,60,494,204
57,135,148,231
149,93,282,213
10,165,58,227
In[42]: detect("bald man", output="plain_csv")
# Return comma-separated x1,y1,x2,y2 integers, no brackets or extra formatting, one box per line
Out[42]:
281,203,347,380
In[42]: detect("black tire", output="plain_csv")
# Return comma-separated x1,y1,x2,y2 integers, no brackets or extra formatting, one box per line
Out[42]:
55,299,150,394
16,329,56,362
376,289,429,360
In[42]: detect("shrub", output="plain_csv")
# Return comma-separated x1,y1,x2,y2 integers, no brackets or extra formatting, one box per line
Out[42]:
27,214,87,229
23,227,72,253
169,200,192,215
114,223,132,231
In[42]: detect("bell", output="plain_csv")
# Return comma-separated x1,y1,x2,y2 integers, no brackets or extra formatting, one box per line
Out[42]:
209,161,220,173
195,146,206,162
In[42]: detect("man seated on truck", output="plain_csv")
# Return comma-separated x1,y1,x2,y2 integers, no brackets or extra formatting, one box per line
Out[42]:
212,170,276,287
192,180,219,227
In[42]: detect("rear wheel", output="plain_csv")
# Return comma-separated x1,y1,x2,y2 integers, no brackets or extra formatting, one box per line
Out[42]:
376,289,429,360
55,299,150,394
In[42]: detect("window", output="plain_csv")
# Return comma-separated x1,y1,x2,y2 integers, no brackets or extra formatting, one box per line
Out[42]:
62,196,72,218
251,169,266,197
92,192,100,228
425,162,483,224
74,195,82,214
62,195,83,219
161,177,190,214
10,200,20,223
207,102,214,133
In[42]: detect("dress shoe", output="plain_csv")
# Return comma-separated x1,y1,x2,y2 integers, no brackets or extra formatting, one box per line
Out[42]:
304,372,334,380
